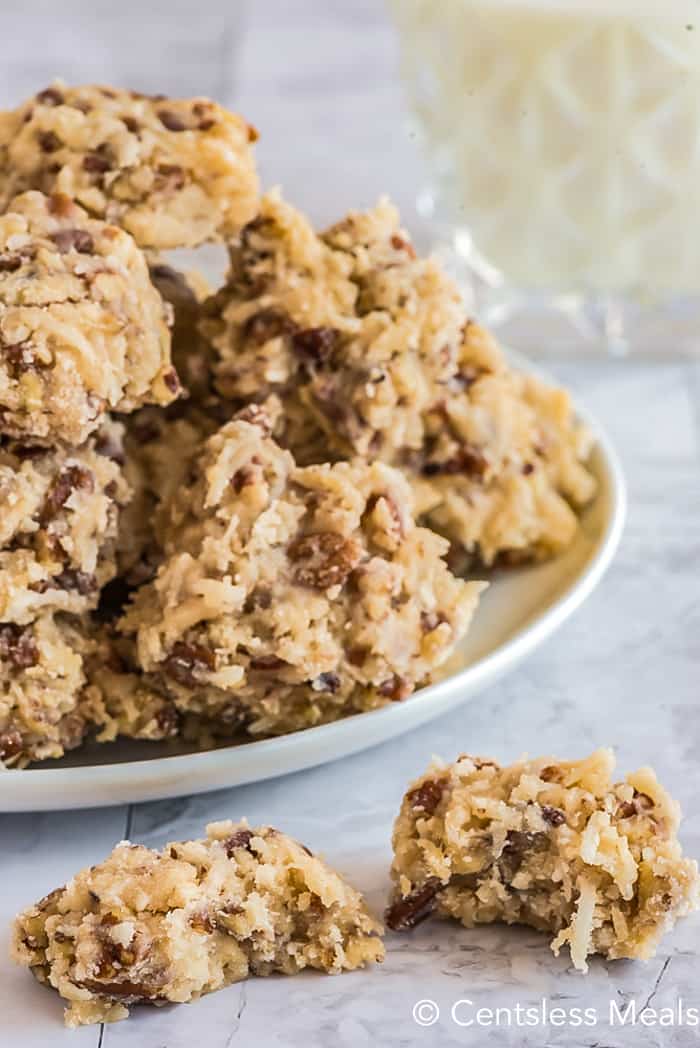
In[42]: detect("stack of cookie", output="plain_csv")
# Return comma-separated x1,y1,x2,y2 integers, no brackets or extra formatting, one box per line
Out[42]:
0,83,596,768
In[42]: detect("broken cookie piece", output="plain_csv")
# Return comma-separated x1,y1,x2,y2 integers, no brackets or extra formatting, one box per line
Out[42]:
0,420,130,623
199,191,595,564
0,191,175,444
0,83,259,249
12,820,384,1027
120,413,483,737
387,749,699,970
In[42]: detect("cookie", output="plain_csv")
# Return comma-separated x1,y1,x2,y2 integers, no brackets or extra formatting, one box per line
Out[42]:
120,413,483,736
0,83,259,250
199,191,595,564
0,612,88,766
387,749,699,971
12,820,384,1026
0,191,176,444
0,420,130,623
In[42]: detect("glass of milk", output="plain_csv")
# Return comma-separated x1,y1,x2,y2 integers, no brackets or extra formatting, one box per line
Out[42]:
390,0,700,352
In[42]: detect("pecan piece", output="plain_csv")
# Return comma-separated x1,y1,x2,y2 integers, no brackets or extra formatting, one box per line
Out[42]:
50,229,94,255
541,805,566,827
390,233,416,258
51,569,97,595
385,877,443,931
422,444,488,478
0,624,39,669
78,978,166,1003
291,326,340,365
40,465,94,523
234,404,273,435
377,675,411,701
224,829,255,856
158,109,186,132
37,130,61,153
242,308,297,346
498,830,549,884
289,532,362,589
0,729,24,760
310,672,341,693
36,87,65,106
162,642,216,688
406,778,446,816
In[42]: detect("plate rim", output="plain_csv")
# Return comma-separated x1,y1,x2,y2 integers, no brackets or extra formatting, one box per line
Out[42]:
0,365,626,811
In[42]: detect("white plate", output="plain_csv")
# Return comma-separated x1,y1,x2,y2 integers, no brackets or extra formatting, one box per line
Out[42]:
0,361,626,812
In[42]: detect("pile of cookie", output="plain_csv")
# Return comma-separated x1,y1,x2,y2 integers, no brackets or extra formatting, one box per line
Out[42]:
0,83,597,768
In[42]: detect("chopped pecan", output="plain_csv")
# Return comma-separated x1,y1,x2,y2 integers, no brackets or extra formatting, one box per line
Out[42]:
499,830,549,884
385,877,443,931
406,777,446,816
291,326,340,365
93,429,125,464
50,569,97,595
0,254,22,273
0,729,24,760
289,532,362,589
422,444,488,478
0,624,39,669
539,765,561,783
249,654,287,671
541,805,566,826
366,492,404,541
162,367,181,395
311,672,340,693
158,109,186,132
189,910,216,934
156,163,186,191
50,229,94,255
224,829,254,856
154,704,179,737
163,642,216,688
36,87,64,106
617,790,655,818
37,130,61,153
242,308,297,346
78,978,166,1003
234,404,273,435
40,465,94,523
390,233,416,258
231,465,257,494
82,151,111,174
377,675,411,701
3,342,35,376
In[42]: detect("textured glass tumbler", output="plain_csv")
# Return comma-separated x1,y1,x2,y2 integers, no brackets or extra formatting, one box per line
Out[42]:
390,0,700,354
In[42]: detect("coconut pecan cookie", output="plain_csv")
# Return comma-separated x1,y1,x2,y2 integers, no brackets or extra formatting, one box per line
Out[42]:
79,622,180,745
0,612,179,768
12,820,384,1027
0,83,259,250
387,749,699,971
0,420,130,623
199,191,595,564
0,191,176,444
117,404,216,585
120,413,483,737
0,612,89,766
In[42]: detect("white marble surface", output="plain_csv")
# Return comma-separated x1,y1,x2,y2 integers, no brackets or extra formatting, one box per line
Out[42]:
1,3,700,1046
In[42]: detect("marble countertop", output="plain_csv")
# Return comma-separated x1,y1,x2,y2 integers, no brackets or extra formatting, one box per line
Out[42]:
1,3,699,1046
